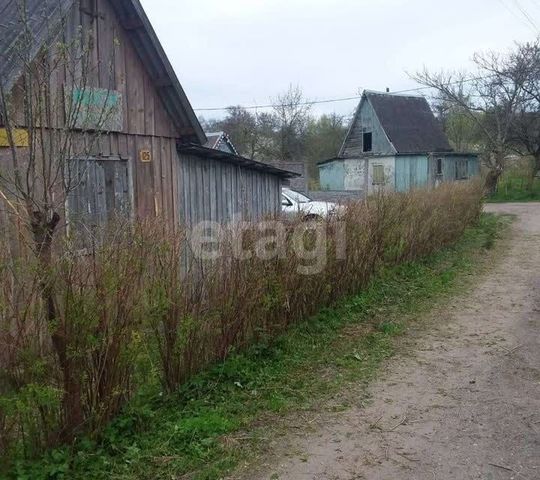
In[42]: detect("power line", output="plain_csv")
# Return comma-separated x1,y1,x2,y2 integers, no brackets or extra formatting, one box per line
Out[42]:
497,0,539,33
512,0,539,31
193,75,493,113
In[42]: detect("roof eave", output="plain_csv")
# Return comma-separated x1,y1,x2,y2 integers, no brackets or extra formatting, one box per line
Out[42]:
118,0,206,144
177,144,301,179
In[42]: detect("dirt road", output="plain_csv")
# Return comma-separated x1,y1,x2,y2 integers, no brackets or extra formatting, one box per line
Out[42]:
245,203,540,480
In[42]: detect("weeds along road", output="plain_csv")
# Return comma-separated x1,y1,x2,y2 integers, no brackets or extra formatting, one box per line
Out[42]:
244,203,540,480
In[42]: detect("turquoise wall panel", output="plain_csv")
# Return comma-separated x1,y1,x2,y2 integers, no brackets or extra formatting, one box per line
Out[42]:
395,155,429,192
319,161,345,190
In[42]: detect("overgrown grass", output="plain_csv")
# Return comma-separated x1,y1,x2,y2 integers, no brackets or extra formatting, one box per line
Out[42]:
488,163,540,203
12,213,507,480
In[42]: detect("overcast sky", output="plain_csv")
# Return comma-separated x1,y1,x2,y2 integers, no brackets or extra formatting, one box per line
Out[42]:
141,0,538,119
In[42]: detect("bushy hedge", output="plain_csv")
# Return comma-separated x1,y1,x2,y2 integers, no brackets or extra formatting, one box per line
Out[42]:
0,181,483,467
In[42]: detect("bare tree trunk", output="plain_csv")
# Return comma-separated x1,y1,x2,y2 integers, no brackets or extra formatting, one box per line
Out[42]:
534,153,540,178
484,169,501,195
31,210,84,442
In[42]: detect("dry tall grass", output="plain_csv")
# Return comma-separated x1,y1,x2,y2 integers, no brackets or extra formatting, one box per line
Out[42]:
0,181,483,461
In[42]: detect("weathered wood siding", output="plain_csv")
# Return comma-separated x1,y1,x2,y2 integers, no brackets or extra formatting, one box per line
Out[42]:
340,97,395,158
428,154,480,186
0,0,182,226
395,155,429,192
178,154,282,226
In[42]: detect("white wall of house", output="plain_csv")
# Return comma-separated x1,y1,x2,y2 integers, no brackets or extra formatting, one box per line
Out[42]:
367,156,395,195
344,159,366,191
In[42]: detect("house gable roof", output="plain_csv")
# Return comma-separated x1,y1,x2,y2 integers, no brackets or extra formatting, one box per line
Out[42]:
364,91,453,154
0,0,206,144
204,131,238,155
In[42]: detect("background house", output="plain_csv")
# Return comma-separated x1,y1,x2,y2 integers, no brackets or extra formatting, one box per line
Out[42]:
204,131,238,155
319,91,479,195
0,0,296,236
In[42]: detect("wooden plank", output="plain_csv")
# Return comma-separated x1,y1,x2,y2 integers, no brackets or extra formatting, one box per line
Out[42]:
95,160,107,227
97,0,116,90
170,140,179,227
124,34,145,135
143,73,156,136
152,136,162,217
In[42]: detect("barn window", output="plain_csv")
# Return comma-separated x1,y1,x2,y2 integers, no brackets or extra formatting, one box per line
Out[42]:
363,132,373,152
455,159,468,180
67,156,132,236
436,158,443,176
372,164,385,185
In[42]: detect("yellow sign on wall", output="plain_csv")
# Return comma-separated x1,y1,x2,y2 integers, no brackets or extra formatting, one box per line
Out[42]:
139,149,152,163
0,128,29,147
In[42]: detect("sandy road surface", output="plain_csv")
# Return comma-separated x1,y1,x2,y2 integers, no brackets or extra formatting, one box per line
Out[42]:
242,203,540,480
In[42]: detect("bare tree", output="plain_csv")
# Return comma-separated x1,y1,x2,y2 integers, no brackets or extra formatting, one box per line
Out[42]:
506,40,540,177
431,87,482,152
414,48,526,193
272,85,312,161
0,1,120,441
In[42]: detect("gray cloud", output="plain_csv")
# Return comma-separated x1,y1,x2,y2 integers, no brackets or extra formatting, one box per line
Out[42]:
141,0,537,118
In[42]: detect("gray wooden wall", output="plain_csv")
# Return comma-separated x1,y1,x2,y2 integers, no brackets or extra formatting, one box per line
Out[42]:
340,96,395,158
177,153,282,226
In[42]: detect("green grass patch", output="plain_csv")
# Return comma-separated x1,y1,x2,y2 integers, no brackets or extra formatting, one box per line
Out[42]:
487,170,540,203
11,214,508,480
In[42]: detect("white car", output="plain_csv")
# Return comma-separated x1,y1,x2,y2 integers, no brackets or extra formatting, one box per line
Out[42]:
281,188,341,219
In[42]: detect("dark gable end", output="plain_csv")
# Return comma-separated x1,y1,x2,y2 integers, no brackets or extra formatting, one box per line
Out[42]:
365,92,453,154
0,0,205,145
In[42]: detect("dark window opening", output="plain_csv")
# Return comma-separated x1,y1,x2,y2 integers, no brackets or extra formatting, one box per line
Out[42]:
363,132,373,152
436,158,443,176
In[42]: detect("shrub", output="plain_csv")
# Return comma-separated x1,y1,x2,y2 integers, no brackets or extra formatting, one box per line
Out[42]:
0,180,483,468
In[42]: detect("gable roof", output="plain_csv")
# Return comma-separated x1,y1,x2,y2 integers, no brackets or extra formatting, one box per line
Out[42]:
0,0,205,144
366,91,453,153
343,91,453,155
204,131,238,155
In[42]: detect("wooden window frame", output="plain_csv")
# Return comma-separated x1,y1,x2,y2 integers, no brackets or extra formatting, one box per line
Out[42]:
363,132,373,153
436,158,443,177
372,164,386,186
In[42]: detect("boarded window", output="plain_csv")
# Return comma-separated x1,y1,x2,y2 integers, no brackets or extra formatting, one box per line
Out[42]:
363,132,373,152
372,164,385,185
67,156,131,235
455,159,468,180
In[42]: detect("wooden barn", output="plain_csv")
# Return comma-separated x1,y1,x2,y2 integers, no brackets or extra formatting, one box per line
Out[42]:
0,0,296,235
318,91,479,195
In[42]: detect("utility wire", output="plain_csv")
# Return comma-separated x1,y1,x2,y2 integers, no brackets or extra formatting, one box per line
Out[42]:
497,0,539,33
193,75,494,112
512,0,539,31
